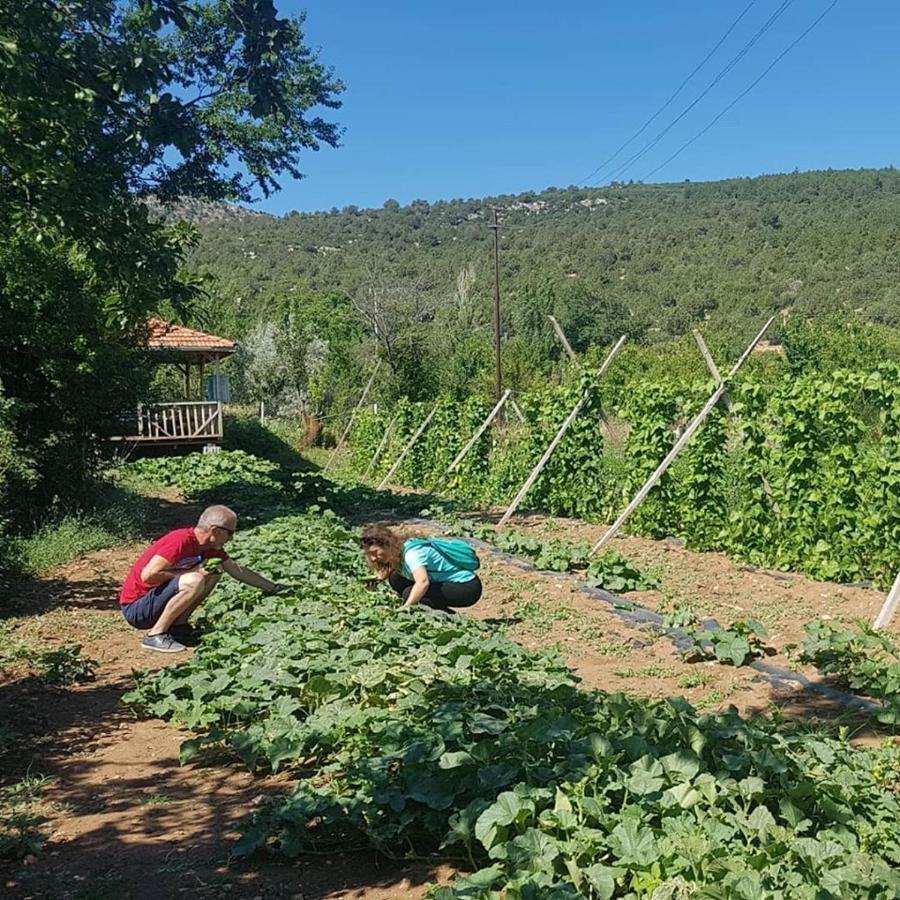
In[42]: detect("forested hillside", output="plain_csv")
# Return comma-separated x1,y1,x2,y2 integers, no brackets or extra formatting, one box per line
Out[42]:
184,166,900,406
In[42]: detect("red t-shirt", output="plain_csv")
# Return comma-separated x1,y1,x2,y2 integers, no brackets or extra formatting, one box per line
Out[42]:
120,527,230,605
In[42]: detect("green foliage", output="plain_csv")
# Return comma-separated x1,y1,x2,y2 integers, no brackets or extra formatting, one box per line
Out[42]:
0,0,343,524
122,450,281,494
490,531,589,573
0,774,52,860
120,449,293,524
17,499,145,576
186,169,900,408
585,551,659,593
797,621,900,724
682,618,770,669
122,484,900,897
353,361,900,589
33,644,98,686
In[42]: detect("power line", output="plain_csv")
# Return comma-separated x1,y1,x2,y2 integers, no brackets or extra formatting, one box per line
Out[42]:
579,0,759,186
642,0,841,181
595,0,795,186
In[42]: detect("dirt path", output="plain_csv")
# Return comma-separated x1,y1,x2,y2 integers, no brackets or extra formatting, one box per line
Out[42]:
2,498,894,898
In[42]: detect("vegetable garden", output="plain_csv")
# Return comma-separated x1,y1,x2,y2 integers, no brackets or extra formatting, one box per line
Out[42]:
110,444,900,898
348,364,900,590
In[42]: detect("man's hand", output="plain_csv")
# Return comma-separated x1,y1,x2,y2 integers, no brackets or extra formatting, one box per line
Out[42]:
267,582,289,595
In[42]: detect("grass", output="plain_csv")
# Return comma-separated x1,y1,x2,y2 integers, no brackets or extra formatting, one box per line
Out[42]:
0,480,146,606
0,773,54,860
138,793,177,806
613,664,679,679
695,679,741,710
677,669,717,689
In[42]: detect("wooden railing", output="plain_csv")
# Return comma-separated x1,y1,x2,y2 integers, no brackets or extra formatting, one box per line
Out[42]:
111,401,223,443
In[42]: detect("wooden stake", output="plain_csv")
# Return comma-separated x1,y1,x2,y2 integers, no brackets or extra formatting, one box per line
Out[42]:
498,335,627,527
430,390,511,492
510,399,526,423
873,569,900,631
548,315,577,360
591,315,775,555
377,403,439,490
363,412,398,482
695,328,780,509
692,330,733,411
324,362,381,473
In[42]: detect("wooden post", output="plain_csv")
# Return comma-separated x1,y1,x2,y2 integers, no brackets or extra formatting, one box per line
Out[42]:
430,390,511,492
552,315,616,439
510,399,526,423
591,315,775,555
498,335,627,527
548,315,577,360
695,327,780,509
873,569,900,631
363,412,399,482
324,362,381,473
377,403,439,490
692,330,733,412
260,400,265,425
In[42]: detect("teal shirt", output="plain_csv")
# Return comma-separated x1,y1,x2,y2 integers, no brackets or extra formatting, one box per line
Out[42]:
400,540,476,583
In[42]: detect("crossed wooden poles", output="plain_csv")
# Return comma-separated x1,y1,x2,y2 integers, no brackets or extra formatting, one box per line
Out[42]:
355,313,900,630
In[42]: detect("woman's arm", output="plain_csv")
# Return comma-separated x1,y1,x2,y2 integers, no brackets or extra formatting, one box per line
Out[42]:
403,565,430,608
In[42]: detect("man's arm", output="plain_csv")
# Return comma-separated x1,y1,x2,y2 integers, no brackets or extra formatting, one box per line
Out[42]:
403,565,430,608
222,558,282,593
140,554,187,585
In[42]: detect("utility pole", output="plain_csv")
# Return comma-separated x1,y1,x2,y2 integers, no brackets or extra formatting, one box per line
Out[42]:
490,208,502,401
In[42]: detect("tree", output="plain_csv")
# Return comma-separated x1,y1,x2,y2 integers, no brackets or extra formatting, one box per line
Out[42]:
0,0,344,514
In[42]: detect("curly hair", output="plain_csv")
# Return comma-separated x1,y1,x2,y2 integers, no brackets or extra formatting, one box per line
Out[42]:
359,523,404,578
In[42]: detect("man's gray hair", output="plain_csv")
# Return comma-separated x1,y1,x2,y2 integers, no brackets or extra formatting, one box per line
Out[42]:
198,505,237,529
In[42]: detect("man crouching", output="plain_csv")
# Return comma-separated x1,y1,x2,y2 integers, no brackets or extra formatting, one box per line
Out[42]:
119,504,283,653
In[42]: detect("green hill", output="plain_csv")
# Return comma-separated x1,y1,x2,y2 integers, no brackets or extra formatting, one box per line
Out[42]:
182,167,900,404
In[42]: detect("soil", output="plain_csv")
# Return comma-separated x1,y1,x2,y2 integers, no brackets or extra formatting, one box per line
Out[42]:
2,495,896,899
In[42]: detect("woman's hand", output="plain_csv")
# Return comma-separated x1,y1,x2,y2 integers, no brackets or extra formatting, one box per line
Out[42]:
402,565,430,609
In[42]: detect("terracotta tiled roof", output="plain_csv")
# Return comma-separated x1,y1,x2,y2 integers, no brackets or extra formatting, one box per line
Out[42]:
146,318,236,352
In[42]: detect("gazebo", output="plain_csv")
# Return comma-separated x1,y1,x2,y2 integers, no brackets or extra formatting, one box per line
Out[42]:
111,319,237,447
146,317,237,398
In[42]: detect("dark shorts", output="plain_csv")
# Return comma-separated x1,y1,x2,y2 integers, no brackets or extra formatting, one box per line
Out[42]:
121,577,183,630
388,572,482,613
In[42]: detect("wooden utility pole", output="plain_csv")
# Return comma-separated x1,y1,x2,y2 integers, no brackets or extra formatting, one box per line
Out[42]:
490,209,502,401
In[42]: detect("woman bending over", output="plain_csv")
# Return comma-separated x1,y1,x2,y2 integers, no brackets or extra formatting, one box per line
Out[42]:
360,523,482,613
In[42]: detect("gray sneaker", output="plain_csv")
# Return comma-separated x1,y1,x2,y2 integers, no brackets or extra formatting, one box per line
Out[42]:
142,633,187,653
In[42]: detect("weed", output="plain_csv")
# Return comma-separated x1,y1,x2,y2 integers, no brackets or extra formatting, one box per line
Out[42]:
0,773,53,860
138,793,176,806
696,680,740,710
513,599,574,636
34,644,98,685
677,670,716,690
613,664,678,679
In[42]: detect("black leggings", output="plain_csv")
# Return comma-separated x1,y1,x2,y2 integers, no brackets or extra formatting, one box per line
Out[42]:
388,572,482,613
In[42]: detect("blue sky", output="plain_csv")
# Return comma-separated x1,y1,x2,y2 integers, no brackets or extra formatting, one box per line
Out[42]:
259,1,898,214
